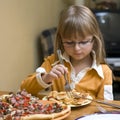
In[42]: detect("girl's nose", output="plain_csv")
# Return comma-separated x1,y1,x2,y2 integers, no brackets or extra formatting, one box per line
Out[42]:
74,43,81,50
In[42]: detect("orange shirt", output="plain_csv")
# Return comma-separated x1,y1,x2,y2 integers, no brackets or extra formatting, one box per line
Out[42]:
20,54,113,100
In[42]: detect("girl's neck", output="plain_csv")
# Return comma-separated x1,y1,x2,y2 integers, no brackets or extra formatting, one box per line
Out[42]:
70,55,93,75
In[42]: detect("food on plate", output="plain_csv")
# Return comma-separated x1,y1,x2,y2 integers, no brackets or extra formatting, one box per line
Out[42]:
0,90,71,120
44,90,91,106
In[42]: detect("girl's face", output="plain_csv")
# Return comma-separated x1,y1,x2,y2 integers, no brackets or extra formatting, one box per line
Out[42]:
62,35,94,61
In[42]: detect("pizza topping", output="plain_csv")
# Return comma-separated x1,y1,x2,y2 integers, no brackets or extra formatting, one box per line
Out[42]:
0,101,9,115
0,90,70,120
0,100,12,119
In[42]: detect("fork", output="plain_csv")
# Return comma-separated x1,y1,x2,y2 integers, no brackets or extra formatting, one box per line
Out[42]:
96,104,107,113
57,49,74,98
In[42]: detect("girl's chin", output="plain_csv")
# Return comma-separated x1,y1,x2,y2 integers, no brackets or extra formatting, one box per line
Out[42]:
72,56,83,61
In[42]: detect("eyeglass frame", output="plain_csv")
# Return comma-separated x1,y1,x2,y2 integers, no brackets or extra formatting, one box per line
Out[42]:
62,39,94,48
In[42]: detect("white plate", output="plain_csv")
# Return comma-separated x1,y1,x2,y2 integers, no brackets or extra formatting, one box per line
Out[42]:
68,95,92,108
76,113,120,120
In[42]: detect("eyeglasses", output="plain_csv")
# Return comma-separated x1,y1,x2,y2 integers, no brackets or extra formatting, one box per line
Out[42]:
63,39,93,48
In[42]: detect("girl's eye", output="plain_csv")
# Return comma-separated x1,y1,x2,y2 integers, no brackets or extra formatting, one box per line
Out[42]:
66,42,74,45
80,41,89,45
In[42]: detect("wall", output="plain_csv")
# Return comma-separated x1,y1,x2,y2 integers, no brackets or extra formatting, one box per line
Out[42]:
0,0,66,92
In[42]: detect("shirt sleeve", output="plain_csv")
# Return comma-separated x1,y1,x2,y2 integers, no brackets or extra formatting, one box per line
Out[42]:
36,67,52,88
104,85,113,100
97,65,114,100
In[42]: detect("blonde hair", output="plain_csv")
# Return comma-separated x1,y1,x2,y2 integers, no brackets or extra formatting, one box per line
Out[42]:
54,5,106,65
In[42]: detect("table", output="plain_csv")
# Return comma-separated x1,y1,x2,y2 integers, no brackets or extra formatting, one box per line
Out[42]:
0,91,120,120
0,91,10,96
64,100,120,120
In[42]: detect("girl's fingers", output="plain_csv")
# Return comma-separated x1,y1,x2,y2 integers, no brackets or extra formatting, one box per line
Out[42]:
50,64,68,78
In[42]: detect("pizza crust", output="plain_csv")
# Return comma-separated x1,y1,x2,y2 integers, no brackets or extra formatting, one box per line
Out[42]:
21,105,71,120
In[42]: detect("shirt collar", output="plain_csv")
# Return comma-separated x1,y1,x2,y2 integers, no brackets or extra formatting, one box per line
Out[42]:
62,51,104,79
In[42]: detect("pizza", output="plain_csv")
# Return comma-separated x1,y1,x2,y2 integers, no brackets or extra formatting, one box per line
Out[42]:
44,90,92,107
0,90,71,120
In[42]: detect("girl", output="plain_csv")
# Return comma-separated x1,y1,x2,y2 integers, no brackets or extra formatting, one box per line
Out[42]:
20,5,113,100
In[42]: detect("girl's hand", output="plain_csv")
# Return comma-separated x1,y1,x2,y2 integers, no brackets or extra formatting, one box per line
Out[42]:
42,64,68,84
